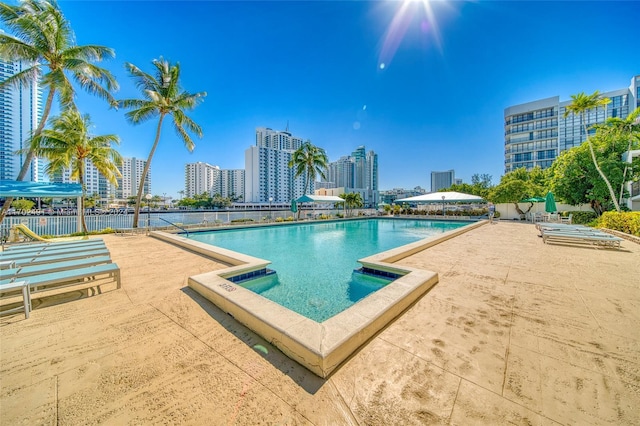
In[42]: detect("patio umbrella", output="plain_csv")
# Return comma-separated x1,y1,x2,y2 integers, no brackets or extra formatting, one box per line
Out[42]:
290,198,298,213
545,192,557,213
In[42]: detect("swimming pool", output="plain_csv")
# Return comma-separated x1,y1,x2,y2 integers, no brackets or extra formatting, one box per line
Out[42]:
154,218,485,377
187,218,467,321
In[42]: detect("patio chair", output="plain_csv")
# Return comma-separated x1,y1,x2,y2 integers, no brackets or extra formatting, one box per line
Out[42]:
0,280,31,319
559,214,573,224
2,255,112,279
4,247,111,267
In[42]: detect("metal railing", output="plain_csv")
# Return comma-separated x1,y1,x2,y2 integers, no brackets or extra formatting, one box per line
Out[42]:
158,217,189,237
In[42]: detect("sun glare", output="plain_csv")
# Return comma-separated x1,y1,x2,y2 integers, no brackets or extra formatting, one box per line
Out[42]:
378,0,449,70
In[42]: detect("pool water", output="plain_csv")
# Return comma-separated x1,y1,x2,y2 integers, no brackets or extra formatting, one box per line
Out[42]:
188,218,466,322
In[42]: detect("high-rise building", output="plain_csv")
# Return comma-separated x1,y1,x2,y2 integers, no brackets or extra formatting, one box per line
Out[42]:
0,59,44,181
504,75,640,173
117,157,150,199
185,162,220,198
53,157,149,205
323,146,379,207
431,170,455,192
185,162,245,200
244,128,309,203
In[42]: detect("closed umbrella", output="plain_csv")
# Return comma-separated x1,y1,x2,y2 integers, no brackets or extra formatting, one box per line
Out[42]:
545,192,557,213
290,199,298,213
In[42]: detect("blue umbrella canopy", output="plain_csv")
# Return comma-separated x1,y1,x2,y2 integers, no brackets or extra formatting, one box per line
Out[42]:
545,192,557,213
290,198,298,213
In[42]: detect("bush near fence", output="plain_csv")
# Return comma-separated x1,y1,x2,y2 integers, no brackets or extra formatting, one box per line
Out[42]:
564,211,597,225
598,211,640,236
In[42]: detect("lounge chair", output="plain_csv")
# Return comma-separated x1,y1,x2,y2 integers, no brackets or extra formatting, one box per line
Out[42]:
541,230,623,249
1,255,112,279
0,263,121,294
3,238,104,252
3,247,111,267
3,240,105,254
0,280,30,319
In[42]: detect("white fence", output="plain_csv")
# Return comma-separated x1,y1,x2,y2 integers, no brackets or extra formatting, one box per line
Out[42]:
1,208,364,237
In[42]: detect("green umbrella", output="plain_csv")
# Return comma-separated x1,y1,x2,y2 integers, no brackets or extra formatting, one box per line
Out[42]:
545,192,557,213
290,199,298,213
520,196,546,203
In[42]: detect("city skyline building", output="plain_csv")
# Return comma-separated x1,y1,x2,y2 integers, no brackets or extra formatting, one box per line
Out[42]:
504,74,640,173
0,59,44,182
244,127,309,203
430,170,455,192
323,145,379,207
53,156,150,205
184,162,245,200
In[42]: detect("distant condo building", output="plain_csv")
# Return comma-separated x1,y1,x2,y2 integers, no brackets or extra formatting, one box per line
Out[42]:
431,170,455,192
0,59,44,181
323,146,379,207
379,187,427,205
504,74,640,173
244,127,308,203
53,157,150,205
185,162,245,200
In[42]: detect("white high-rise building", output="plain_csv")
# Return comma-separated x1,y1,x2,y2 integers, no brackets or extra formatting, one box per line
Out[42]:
185,162,220,198
54,157,149,205
244,127,310,203
117,157,149,199
0,59,44,181
185,162,245,200
504,74,640,173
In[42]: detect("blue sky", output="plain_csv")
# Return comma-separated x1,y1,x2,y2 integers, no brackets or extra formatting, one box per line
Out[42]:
41,1,640,198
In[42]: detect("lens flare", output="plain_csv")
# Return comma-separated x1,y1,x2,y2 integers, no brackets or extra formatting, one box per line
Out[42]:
378,0,446,70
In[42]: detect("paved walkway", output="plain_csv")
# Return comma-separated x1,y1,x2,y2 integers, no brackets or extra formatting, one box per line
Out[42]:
1,221,639,425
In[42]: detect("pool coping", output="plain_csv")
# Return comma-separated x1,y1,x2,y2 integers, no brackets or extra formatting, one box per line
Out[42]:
151,219,486,378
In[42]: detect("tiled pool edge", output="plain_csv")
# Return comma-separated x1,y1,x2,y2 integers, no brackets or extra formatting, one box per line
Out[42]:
151,220,487,378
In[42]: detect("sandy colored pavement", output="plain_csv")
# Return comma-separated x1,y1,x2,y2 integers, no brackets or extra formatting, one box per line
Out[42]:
1,221,639,425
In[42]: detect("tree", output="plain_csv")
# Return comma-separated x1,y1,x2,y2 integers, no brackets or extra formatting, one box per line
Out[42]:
594,107,640,206
488,167,548,216
339,192,363,217
549,122,640,215
444,173,493,198
564,91,620,211
119,58,206,227
11,199,35,211
27,108,122,232
288,141,329,195
0,0,118,222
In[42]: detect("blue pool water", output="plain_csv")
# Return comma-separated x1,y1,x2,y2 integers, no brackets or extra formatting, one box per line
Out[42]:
188,218,467,322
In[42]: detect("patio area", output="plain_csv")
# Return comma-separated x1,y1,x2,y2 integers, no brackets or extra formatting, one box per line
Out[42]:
1,221,639,425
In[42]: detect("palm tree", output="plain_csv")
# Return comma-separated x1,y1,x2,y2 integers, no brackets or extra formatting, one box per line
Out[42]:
339,192,363,217
288,141,329,195
0,0,118,222
27,108,122,232
119,58,206,227
596,108,640,206
564,91,620,211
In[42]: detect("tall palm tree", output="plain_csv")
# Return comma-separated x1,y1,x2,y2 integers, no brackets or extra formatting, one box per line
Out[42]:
564,91,620,211
27,108,122,232
0,0,118,222
119,58,206,228
596,107,640,206
288,141,329,195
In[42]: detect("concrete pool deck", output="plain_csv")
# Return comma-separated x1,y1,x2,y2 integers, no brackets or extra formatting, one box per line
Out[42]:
1,221,639,424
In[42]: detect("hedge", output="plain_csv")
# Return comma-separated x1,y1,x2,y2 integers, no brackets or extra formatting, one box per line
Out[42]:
598,211,640,236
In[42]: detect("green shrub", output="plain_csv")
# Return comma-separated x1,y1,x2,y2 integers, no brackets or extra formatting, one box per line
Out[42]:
231,218,254,223
598,211,640,236
568,211,597,225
